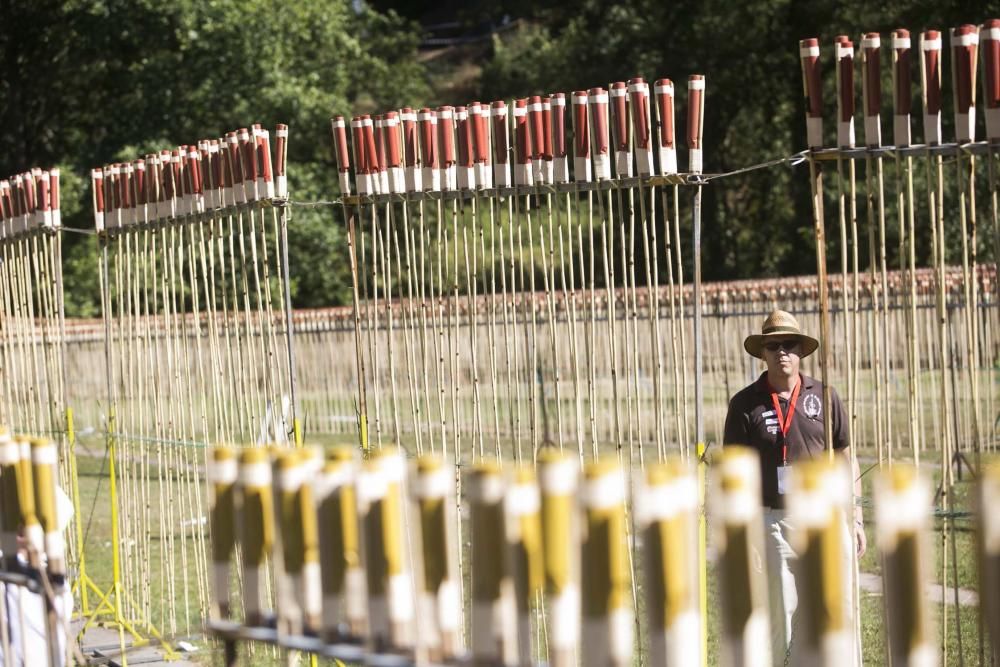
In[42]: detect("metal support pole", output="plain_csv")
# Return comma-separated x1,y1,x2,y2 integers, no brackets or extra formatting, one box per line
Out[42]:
693,188,703,451
692,183,708,667
278,206,299,434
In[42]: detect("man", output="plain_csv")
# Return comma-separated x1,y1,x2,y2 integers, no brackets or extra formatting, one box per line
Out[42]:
723,309,865,665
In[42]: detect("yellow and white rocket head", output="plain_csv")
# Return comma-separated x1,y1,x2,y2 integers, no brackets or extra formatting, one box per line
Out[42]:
316,446,365,641
539,450,580,667
580,460,632,667
0,428,21,564
788,459,855,666
710,447,771,667
412,454,462,661
505,466,543,667
237,447,275,626
209,445,238,619
469,460,517,667
357,450,415,653
638,461,703,667
874,465,936,667
275,447,323,635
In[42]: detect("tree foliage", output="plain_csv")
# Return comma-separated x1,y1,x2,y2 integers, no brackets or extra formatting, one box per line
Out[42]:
0,0,428,316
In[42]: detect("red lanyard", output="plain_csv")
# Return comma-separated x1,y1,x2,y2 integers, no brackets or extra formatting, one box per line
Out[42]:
769,378,801,465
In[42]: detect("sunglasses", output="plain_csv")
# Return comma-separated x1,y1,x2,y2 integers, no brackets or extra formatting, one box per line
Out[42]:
764,340,800,353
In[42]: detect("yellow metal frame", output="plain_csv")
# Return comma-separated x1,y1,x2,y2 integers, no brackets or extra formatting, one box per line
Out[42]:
68,409,178,662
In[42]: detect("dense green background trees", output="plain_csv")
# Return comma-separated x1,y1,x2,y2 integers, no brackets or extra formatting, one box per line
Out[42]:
1,0,992,315
1,0,427,315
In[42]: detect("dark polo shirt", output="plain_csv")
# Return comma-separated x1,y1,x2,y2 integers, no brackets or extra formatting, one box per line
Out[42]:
723,372,849,508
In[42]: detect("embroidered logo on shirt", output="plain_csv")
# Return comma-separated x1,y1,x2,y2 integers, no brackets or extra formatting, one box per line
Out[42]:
767,425,779,434
803,394,822,419
762,410,776,418
764,418,778,425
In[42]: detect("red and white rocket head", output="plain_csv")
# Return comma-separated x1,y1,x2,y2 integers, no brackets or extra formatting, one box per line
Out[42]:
835,36,856,148
572,91,592,182
202,141,217,210
418,108,440,192
588,87,611,181
239,127,258,202
550,93,568,183
274,124,288,198
983,20,1000,141
255,127,275,200
0,179,10,238
861,33,882,148
400,107,422,193
609,81,632,177
374,115,389,195
381,112,403,194
187,144,204,214
110,163,124,227
892,29,913,147
542,96,556,184
455,106,476,190
361,115,381,195
920,30,943,145
687,75,705,174
437,105,457,191
351,116,371,196
133,157,147,222
331,116,352,196
33,169,52,229
92,165,105,229
513,98,533,187
145,153,161,218
469,102,492,189
9,174,21,234
653,79,677,175
218,137,234,209
800,38,823,149
467,102,491,189
49,169,60,228
225,133,244,205
951,24,979,142
491,101,511,189
628,78,653,176
527,96,546,185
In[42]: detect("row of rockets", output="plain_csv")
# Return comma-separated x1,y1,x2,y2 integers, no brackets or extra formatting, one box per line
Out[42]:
0,169,60,240
4,20,998,241
89,124,290,233
800,21,1000,149
208,444,1000,667
331,19,1000,202
330,75,705,199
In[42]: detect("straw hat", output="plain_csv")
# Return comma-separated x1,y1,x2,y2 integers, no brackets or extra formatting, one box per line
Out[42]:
743,309,819,359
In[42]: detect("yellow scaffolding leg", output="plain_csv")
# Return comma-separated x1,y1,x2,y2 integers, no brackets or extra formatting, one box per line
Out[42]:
69,410,178,663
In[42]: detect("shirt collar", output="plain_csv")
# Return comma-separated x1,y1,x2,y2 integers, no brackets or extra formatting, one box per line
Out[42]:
756,372,815,394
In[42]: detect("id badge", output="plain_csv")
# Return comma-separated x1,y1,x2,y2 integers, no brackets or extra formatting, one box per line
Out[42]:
777,465,791,495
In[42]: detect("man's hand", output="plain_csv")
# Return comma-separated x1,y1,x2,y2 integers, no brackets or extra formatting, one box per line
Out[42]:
855,520,867,558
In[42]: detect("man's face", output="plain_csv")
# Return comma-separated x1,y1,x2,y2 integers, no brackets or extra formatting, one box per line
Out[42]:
763,338,801,378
